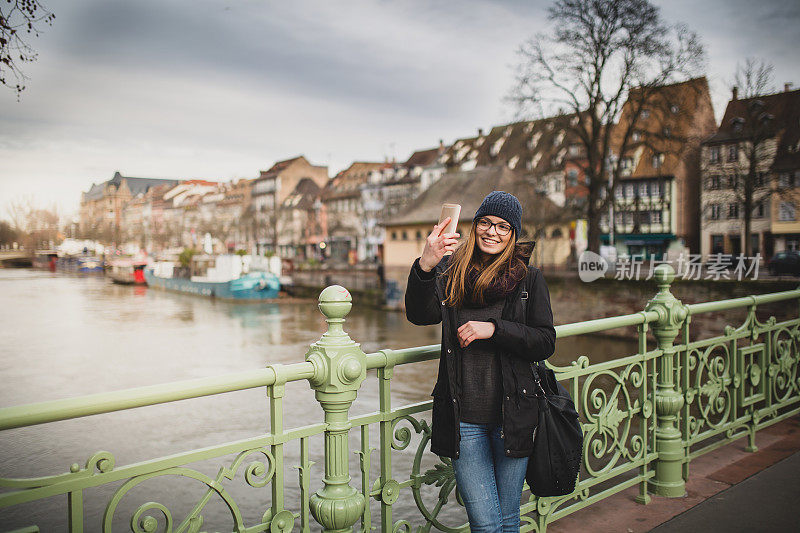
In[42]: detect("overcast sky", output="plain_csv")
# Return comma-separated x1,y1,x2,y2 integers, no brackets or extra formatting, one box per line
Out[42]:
1,0,798,220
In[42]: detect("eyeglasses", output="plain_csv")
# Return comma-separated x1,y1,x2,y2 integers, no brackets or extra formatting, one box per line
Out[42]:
476,218,512,236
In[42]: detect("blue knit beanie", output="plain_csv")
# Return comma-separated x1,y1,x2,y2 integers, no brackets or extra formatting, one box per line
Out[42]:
473,191,522,237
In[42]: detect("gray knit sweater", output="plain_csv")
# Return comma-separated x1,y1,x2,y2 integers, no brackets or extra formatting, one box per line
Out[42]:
456,299,505,424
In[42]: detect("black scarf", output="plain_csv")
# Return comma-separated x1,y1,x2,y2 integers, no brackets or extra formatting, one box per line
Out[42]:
461,242,535,307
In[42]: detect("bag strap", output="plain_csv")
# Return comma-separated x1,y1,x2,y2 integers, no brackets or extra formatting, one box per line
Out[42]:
521,271,549,396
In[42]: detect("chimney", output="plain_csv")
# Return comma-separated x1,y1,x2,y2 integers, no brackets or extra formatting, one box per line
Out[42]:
785,82,794,92
438,139,445,154
478,128,484,137
732,86,738,101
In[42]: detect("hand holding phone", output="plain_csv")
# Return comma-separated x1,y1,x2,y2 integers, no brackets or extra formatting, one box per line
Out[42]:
438,204,461,235
419,204,462,271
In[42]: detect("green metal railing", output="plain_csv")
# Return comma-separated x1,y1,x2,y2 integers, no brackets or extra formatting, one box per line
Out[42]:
0,265,798,532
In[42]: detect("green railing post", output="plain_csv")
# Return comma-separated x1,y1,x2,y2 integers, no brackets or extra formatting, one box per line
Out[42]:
646,264,689,497
305,286,367,532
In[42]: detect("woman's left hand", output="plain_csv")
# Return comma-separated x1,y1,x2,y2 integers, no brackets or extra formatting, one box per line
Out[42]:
457,321,495,348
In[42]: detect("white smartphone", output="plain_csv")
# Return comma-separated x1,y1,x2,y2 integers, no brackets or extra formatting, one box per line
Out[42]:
439,203,461,235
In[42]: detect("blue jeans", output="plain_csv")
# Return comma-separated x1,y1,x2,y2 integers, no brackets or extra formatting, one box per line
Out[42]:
452,421,529,532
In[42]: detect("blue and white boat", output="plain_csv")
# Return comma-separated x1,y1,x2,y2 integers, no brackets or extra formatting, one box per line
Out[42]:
144,254,280,301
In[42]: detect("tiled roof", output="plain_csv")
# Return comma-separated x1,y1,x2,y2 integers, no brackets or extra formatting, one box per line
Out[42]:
386,166,560,231
259,156,305,179
323,161,385,200
404,147,444,168
282,178,322,210
705,88,800,172
442,114,584,174
83,172,179,201
614,77,715,179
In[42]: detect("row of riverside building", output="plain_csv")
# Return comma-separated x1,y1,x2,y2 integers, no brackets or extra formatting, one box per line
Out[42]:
79,77,800,278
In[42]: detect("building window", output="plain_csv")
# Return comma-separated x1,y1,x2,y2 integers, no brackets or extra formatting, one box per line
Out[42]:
620,157,634,176
753,201,765,218
709,146,721,164
401,231,408,240
709,204,721,220
567,169,579,187
651,182,661,198
728,203,739,219
706,175,721,190
625,183,634,198
551,228,563,238
651,210,662,224
727,144,738,162
415,230,422,240
652,153,664,169
391,231,397,240
528,132,542,149
639,212,650,225
711,234,724,254
639,182,649,197
779,202,796,221
778,173,792,188
624,212,634,225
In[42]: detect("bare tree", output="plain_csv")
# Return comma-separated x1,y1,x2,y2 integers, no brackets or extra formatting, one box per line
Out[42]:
508,0,705,253
733,57,774,99
704,58,778,258
0,0,55,98
6,195,60,250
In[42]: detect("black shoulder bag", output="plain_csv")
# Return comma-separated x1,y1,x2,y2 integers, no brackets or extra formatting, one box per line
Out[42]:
518,271,583,497
525,360,583,496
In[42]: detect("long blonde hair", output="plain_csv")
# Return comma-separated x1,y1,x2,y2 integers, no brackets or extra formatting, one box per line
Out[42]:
443,221,525,308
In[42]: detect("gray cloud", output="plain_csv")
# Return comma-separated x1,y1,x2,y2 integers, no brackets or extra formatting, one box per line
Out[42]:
1,0,798,217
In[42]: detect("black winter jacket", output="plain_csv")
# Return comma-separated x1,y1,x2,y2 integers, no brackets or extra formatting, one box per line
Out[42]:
405,252,556,459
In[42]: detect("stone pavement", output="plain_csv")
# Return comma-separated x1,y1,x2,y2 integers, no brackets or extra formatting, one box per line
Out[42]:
650,450,800,532
545,415,800,532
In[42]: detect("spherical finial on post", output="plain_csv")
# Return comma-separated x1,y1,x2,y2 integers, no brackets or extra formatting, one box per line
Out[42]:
318,285,352,320
652,263,675,287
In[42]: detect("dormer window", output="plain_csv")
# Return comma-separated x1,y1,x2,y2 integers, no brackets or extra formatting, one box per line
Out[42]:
491,137,506,157
504,126,513,137
670,105,679,114
524,122,534,134
641,109,650,119
553,130,566,147
508,155,520,169
652,153,665,169
528,132,542,149
632,131,642,142
527,153,542,170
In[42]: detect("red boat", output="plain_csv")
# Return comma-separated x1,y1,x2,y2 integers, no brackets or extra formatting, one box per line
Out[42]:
109,259,148,285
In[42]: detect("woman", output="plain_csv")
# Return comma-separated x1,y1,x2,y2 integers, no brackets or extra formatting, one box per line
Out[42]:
405,191,556,532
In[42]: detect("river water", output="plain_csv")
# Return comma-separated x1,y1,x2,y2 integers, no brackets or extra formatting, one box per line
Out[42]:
3,267,755,531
